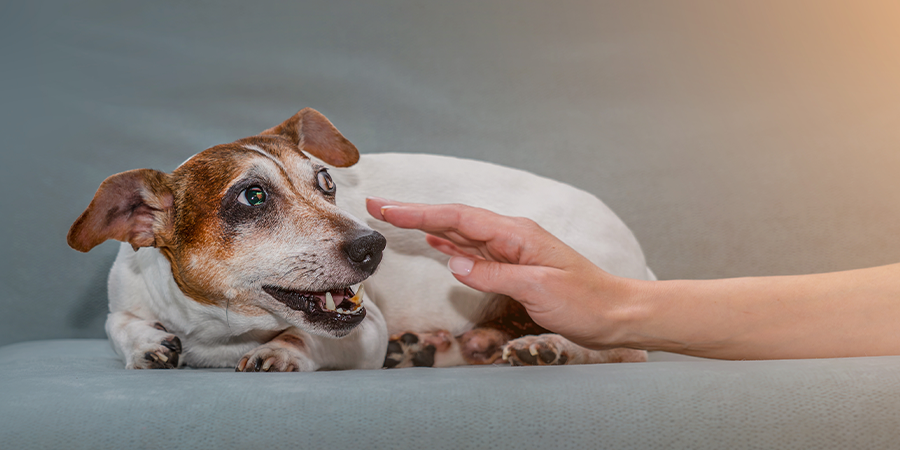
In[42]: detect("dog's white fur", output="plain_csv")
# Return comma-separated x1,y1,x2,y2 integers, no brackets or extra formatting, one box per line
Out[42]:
101,151,653,370
332,153,655,335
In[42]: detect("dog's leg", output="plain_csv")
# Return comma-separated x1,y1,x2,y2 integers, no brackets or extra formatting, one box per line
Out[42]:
503,334,647,366
236,329,318,372
383,297,646,368
106,311,183,369
383,297,542,368
381,326,521,368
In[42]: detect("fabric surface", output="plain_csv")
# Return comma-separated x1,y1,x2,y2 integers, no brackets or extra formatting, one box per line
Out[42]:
2,4,900,446
3,0,900,347
1,339,899,450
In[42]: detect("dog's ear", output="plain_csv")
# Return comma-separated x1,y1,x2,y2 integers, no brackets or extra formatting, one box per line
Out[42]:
260,108,360,167
68,169,174,253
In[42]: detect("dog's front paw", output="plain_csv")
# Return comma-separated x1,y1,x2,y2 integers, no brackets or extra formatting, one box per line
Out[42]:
236,339,315,372
383,330,454,368
129,323,182,369
502,334,569,366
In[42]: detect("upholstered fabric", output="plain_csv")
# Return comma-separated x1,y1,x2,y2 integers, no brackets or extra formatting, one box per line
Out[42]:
2,340,900,449
3,1,900,448
4,0,900,347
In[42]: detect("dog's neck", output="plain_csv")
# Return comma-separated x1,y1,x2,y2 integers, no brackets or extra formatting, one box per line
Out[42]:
120,246,287,341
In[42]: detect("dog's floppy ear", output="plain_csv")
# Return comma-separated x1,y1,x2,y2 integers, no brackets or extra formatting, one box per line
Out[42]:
68,169,174,253
260,108,360,167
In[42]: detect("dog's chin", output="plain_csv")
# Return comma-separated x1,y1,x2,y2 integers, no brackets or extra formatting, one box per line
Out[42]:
262,285,367,337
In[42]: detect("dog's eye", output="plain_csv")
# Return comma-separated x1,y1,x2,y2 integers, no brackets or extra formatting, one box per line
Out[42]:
316,170,335,194
239,186,267,206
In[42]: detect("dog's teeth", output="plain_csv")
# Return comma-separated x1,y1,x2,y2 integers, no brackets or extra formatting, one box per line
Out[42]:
157,353,169,363
337,308,347,314
502,347,511,361
325,292,336,311
349,284,365,307
529,345,539,356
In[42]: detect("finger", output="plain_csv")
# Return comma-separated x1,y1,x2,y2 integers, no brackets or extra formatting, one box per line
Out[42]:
366,197,401,221
426,235,488,259
374,200,581,268
448,256,556,305
379,202,534,249
425,235,469,258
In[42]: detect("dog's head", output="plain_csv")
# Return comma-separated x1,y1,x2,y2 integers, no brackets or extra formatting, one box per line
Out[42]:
68,108,385,338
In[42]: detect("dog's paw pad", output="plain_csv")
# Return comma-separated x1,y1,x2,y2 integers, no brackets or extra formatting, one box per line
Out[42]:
384,331,451,368
134,335,182,369
236,342,314,372
502,335,569,366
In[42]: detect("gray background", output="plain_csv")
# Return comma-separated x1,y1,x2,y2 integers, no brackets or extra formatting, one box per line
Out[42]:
2,0,900,347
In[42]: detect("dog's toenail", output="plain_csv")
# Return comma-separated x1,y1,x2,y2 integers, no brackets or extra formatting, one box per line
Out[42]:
161,338,180,353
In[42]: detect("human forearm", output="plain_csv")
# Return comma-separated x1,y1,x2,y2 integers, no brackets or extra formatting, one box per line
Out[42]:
610,264,900,359
370,198,900,361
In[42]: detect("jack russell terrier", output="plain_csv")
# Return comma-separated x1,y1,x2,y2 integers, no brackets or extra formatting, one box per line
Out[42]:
68,108,653,371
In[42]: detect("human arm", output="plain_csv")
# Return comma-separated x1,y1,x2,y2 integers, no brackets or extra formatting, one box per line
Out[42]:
367,197,900,360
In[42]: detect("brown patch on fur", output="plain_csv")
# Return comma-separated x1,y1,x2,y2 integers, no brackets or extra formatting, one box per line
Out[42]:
457,297,549,365
458,328,509,365
475,296,549,338
260,108,359,167
67,169,173,252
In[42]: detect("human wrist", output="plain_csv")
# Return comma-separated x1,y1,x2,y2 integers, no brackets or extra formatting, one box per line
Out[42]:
604,278,662,350
577,271,654,351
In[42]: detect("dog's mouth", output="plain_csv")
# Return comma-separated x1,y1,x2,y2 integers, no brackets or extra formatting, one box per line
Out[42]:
262,284,367,327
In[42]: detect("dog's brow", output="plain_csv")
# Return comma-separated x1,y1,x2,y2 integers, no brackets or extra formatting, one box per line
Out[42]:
243,144,287,173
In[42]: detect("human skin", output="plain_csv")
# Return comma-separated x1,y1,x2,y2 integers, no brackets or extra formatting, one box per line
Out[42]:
366,197,900,360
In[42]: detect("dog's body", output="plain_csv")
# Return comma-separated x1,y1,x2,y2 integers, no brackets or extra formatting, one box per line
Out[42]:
69,109,653,371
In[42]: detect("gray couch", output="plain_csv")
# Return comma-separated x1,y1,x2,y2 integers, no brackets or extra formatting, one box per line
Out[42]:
4,1,900,448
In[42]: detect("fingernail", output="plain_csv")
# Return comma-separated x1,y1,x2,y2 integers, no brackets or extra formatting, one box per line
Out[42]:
447,256,474,276
380,205,398,218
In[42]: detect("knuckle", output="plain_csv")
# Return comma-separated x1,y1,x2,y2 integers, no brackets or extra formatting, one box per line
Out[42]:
512,217,542,233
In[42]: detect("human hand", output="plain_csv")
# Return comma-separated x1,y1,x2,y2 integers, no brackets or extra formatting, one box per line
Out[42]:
366,198,635,350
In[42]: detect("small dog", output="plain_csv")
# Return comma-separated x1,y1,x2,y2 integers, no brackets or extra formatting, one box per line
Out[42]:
68,108,653,371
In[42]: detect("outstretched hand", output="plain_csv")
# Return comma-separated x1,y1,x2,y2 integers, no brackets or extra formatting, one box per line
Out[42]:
366,197,633,349
368,197,900,360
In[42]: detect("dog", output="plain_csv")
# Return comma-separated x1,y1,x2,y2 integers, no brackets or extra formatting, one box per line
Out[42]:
68,108,653,371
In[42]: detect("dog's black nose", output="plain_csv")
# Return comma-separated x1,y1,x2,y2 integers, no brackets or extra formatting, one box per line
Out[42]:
343,230,387,274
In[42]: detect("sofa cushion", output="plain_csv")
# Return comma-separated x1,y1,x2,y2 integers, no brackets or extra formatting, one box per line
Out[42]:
2,339,900,449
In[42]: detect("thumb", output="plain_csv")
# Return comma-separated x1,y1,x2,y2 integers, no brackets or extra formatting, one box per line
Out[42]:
447,256,546,302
